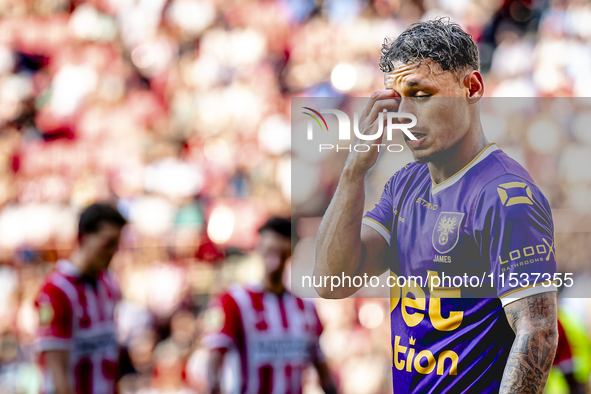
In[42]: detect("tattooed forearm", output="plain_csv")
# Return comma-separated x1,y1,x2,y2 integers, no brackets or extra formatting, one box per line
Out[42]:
500,293,558,394
502,357,544,393
527,297,550,320
513,333,530,355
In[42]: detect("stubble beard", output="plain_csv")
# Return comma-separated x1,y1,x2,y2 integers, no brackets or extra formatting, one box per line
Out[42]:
405,140,448,165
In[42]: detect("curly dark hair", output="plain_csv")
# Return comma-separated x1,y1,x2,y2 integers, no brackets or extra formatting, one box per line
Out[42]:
379,18,479,77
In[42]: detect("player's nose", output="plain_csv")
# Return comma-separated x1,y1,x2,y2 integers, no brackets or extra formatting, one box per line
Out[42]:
392,98,417,125
397,97,416,116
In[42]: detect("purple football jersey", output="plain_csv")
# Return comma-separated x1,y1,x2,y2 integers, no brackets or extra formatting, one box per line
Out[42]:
363,143,557,393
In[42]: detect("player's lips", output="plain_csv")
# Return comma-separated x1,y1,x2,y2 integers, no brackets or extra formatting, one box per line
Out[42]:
406,131,427,148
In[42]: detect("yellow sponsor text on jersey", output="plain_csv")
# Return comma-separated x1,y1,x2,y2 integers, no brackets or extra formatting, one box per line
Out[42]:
390,271,464,332
392,334,459,376
498,238,556,265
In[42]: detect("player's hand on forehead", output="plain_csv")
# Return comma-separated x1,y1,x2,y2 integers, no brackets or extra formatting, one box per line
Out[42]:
365,89,401,120
345,89,401,174
368,89,400,103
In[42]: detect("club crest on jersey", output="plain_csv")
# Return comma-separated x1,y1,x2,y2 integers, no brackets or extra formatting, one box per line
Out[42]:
432,212,465,254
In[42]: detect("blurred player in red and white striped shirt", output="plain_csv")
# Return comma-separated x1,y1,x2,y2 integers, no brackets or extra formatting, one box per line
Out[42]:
35,203,127,394
205,217,337,394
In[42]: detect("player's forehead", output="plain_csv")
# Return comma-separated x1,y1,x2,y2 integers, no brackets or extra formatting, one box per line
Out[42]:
95,221,122,239
383,59,455,90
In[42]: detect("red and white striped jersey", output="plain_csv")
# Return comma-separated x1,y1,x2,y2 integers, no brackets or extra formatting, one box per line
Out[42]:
204,284,324,394
35,259,121,394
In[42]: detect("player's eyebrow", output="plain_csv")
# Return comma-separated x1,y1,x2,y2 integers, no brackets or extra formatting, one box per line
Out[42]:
405,80,423,88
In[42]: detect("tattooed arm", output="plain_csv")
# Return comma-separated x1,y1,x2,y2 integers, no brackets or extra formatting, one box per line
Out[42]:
500,292,558,394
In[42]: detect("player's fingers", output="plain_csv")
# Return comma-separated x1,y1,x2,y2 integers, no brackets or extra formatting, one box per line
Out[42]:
365,90,400,114
368,98,399,121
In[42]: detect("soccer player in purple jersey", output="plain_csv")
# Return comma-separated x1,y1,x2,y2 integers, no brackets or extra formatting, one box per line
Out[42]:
314,18,559,393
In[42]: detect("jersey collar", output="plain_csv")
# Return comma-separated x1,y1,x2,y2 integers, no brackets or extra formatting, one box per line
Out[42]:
431,143,498,196
57,259,101,286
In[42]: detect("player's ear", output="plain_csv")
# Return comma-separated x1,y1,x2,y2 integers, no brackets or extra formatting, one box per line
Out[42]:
464,70,484,102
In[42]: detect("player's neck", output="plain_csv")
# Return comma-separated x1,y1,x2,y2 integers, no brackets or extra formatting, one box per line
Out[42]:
69,249,99,279
263,275,286,295
428,131,489,185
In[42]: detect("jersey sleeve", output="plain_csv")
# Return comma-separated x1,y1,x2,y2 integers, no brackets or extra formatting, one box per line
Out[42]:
202,293,243,351
362,175,396,245
35,283,73,352
473,175,557,306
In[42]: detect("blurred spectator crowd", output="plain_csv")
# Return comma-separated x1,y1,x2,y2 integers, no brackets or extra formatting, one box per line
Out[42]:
1,0,591,393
